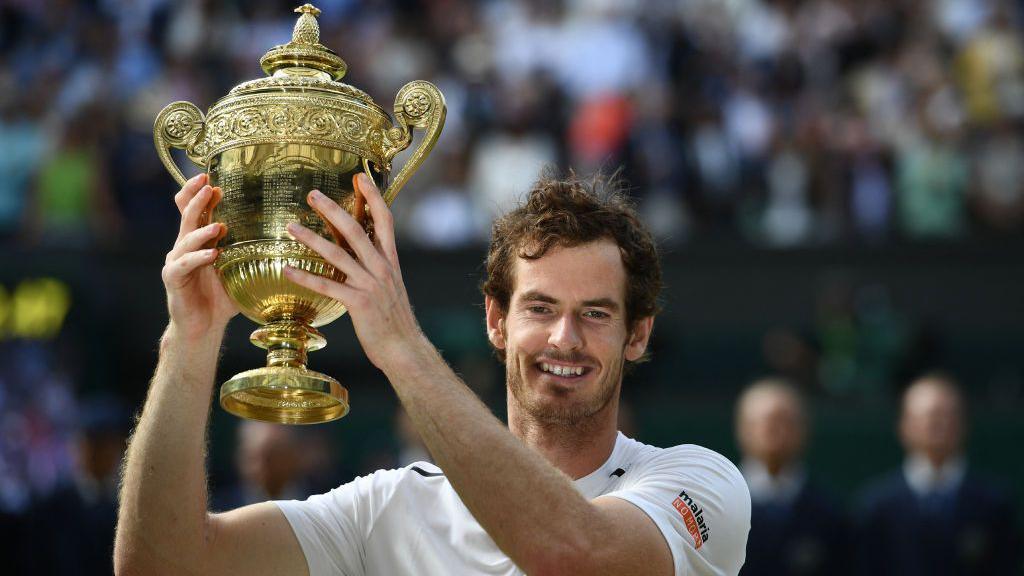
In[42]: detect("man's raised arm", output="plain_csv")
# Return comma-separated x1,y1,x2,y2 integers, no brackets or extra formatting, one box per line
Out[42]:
114,174,307,576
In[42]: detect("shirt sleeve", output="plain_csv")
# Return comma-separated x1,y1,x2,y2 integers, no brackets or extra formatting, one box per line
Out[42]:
275,470,397,576
603,445,751,576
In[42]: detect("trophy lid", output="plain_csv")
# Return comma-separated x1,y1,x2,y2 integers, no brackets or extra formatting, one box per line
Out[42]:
227,3,382,114
260,4,346,80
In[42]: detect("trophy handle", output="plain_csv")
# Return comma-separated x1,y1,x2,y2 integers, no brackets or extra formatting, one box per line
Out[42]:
382,81,447,204
153,101,207,186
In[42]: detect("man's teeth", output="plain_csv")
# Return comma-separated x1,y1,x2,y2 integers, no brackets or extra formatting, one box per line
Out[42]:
540,363,584,376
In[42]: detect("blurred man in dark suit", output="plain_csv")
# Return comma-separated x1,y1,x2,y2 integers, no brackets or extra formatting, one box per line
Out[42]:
213,421,310,511
737,378,849,576
213,420,350,511
855,373,1020,575
27,397,129,575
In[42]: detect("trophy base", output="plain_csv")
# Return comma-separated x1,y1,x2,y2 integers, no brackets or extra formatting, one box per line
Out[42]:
220,366,349,425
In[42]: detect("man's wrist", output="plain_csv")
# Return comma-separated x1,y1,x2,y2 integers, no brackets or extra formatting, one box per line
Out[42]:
162,322,227,356
378,332,444,381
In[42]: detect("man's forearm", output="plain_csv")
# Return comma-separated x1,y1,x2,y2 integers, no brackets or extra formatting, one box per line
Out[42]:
382,339,611,575
115,325,224,574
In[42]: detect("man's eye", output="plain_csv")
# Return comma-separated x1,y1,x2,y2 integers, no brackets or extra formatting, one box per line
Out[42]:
583,310,610,319
528,306,550,314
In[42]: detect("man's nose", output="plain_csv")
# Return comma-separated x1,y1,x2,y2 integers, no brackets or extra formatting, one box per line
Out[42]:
549,313,583,350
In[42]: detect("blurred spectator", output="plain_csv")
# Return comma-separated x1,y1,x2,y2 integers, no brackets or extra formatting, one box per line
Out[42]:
467,75,562,224
815,276,912,396
894,117,969,239
407,150,479,248
736,378,849,576
26,396,130,576
954,7,1024,124
762,275,919,397
0,79,51,240
760,142,814,246
969,120,1024,232
26,107,122,246
854,373,1020,575
0,341,78,512
215,421,321,509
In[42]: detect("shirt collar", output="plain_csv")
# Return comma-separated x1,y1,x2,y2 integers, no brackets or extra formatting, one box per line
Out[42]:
903,453,966,496
741,458,806,505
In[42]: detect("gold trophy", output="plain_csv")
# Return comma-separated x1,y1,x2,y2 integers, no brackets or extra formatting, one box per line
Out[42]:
152,4,445,425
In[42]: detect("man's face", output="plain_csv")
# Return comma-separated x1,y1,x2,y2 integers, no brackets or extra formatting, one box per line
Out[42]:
238,421,301,496
737,389,805,472
900,381,963,465
486,239,653,426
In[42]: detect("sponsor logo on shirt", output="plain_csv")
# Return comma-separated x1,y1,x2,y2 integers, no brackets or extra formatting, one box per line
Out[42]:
672,490,710,549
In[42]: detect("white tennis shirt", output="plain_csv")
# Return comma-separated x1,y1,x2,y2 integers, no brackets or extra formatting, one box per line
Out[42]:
276,432,751,576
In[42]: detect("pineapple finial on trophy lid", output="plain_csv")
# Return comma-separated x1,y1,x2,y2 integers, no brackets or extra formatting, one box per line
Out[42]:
259,3,347,80
292,3,322,45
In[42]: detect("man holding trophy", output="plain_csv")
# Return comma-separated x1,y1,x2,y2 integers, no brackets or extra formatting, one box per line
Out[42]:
115,4,750,576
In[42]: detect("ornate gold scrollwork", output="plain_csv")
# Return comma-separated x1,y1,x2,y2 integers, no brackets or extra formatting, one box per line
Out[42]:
153,102,207,186
177,95,391,167
382,80,447,204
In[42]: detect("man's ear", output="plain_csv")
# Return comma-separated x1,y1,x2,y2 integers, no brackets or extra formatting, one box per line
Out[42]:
624,316,654,362
485,295,507,350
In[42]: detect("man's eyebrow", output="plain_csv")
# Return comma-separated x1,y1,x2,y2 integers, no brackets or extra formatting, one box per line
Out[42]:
582,298,620,311
519,290,557,304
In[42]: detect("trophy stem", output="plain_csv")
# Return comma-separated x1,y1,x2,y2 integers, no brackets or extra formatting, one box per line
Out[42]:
251,321,326,369
218,321,349,425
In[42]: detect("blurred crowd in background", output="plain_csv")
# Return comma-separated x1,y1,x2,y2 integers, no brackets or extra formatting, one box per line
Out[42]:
1,0,1023,574
3,0,1024,248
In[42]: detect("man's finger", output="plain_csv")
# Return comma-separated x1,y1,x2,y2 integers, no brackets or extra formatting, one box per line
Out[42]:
200,186,222,228
286,222,370,288
283,265,355,305
178,185,213,239
306,190,386,275
205,186,223,227
355,173,399,267
162,249,218,288
169,223,224,261
174,173,208,214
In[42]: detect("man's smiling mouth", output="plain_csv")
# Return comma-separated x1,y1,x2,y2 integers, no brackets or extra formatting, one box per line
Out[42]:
537,362,590,378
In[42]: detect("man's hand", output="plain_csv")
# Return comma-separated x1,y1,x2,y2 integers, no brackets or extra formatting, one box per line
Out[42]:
163,173,238,341
283,173,426,370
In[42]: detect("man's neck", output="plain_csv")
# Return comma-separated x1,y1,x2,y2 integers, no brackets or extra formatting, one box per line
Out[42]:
741,458,806,504
903,451,966,495
507,400,620,480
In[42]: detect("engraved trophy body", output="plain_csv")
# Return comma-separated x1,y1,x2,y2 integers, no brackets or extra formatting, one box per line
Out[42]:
152,4,445,424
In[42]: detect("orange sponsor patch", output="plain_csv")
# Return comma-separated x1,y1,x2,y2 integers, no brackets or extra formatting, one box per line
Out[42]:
672,497,704,549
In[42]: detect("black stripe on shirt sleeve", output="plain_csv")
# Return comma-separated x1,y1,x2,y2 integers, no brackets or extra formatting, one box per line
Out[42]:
411,465,445,477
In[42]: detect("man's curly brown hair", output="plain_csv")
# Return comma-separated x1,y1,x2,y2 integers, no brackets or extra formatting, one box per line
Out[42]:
482,172,663,359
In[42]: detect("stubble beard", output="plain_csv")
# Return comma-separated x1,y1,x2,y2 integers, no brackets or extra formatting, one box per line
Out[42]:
506,349,624,427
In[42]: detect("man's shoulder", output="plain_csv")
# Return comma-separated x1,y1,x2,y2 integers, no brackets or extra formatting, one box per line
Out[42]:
615,436,751,523
955,470,1016,519
622,437,745,488
352,461,448,489
400,461,447,479
609,437,751,573
279,462,449,520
